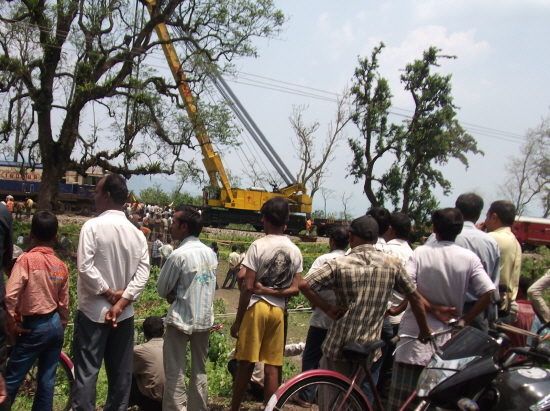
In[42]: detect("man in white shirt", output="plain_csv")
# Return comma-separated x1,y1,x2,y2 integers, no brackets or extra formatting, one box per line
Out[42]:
72,174,150,411
292,225,349,407
375,212,414,400
389,208,495,410
425,193,500,332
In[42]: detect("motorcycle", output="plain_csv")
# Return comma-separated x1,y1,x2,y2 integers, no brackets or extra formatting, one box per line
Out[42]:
413,323,550,411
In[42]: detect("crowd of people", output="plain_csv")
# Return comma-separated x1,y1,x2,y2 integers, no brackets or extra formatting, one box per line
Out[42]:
0,174,548,411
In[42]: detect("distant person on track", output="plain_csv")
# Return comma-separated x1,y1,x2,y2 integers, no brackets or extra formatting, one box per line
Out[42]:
222,245,241,289
129,316,165,411
228,197,303,411
25,198,33,219
72,174,150,411
157,205,218,411
0,203,13,411
5,198,13,214
4,211,69,410
305,218,312,236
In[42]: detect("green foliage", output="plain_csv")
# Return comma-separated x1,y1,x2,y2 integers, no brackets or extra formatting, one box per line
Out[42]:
0,0,286,207
214,297,228,315
311,209,325,220
287,293,310,309
139,185,172,206
348,43,482,226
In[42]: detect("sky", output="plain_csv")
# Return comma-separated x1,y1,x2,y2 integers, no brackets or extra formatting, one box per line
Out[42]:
128,0,550,218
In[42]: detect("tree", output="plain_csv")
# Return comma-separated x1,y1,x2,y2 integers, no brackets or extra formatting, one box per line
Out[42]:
340,191,353,223
319,187,336,219
348,43,482,226
0,0,284,209
499,114,550,216
291,92,351,199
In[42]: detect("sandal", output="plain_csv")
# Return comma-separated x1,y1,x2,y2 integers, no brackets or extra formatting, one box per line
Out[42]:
289,394,312,408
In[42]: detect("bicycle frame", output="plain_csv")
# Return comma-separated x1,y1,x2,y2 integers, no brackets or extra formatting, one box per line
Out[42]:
265,368,370,411
60,351,74,379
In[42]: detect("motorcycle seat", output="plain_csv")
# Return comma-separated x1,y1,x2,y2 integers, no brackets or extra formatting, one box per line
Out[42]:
342,340,386,362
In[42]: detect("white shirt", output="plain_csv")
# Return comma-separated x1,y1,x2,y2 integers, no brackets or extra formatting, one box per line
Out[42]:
243,235,303,309
384,239,413,325
77,210,150,323
308,249,346,329
396,241,495,366
426,221,500,302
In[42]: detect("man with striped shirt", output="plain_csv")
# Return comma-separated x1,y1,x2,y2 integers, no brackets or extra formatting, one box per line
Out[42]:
156,205,218,411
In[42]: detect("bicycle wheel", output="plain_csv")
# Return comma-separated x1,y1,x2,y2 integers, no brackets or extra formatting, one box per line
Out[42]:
272,375,371,411
11,356,73,411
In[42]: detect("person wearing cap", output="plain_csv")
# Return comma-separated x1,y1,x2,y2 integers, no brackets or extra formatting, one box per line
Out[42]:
389,208,495,410
299,215,432,410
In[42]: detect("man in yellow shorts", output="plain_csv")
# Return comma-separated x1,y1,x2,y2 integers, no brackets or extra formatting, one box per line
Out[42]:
229,197,303,411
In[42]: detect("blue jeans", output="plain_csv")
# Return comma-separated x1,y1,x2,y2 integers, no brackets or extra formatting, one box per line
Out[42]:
5,311,64,411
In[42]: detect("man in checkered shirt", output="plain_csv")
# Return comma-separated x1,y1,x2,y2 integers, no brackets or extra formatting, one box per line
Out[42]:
299,215,432,408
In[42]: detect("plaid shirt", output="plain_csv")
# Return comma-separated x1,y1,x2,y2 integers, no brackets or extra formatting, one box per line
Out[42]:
304,244,416,362
151,239,163,258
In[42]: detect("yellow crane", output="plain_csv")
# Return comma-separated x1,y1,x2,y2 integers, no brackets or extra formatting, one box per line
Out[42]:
145,0,312,215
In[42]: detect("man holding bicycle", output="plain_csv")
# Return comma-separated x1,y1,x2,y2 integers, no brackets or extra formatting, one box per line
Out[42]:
299,215,432,409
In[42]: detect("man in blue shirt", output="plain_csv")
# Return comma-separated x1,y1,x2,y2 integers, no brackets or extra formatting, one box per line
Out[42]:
156,205,218,411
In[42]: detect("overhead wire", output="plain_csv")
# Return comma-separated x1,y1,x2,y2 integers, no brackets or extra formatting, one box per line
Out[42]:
176,37,278,188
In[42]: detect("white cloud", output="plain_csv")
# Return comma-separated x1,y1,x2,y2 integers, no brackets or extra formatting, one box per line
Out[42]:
383,25,490,66
313,12,357,61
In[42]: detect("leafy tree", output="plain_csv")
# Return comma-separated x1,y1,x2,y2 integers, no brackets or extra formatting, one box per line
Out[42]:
139,184,201,206
310,209,325,221
139,185,171,206
0,0,284,209
499,114,550,217
348,44,482,226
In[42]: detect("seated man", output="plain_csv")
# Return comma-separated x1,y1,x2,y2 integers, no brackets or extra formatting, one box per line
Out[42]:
129,316,165,411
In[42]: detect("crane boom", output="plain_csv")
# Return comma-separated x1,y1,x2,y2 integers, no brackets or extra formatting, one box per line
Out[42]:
145,0,312,214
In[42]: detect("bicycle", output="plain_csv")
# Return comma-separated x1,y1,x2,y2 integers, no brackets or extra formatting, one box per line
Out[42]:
9,349,74,411
265,327,454,411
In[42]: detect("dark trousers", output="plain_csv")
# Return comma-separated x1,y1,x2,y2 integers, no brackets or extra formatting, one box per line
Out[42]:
463,301,489,333
376,323,400,400
71,311,134,411
222,268,238,289
298,326,328,403
128,375,162,411
360,317,394,404
151,257,161,268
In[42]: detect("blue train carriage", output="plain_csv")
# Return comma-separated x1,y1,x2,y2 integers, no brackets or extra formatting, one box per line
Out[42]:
0,161,106,212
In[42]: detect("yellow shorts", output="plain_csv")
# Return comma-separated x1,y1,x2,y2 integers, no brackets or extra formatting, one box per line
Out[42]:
235,300,284,366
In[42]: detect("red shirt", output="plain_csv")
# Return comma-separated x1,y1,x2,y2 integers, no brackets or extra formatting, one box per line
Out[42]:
5,247,69,338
